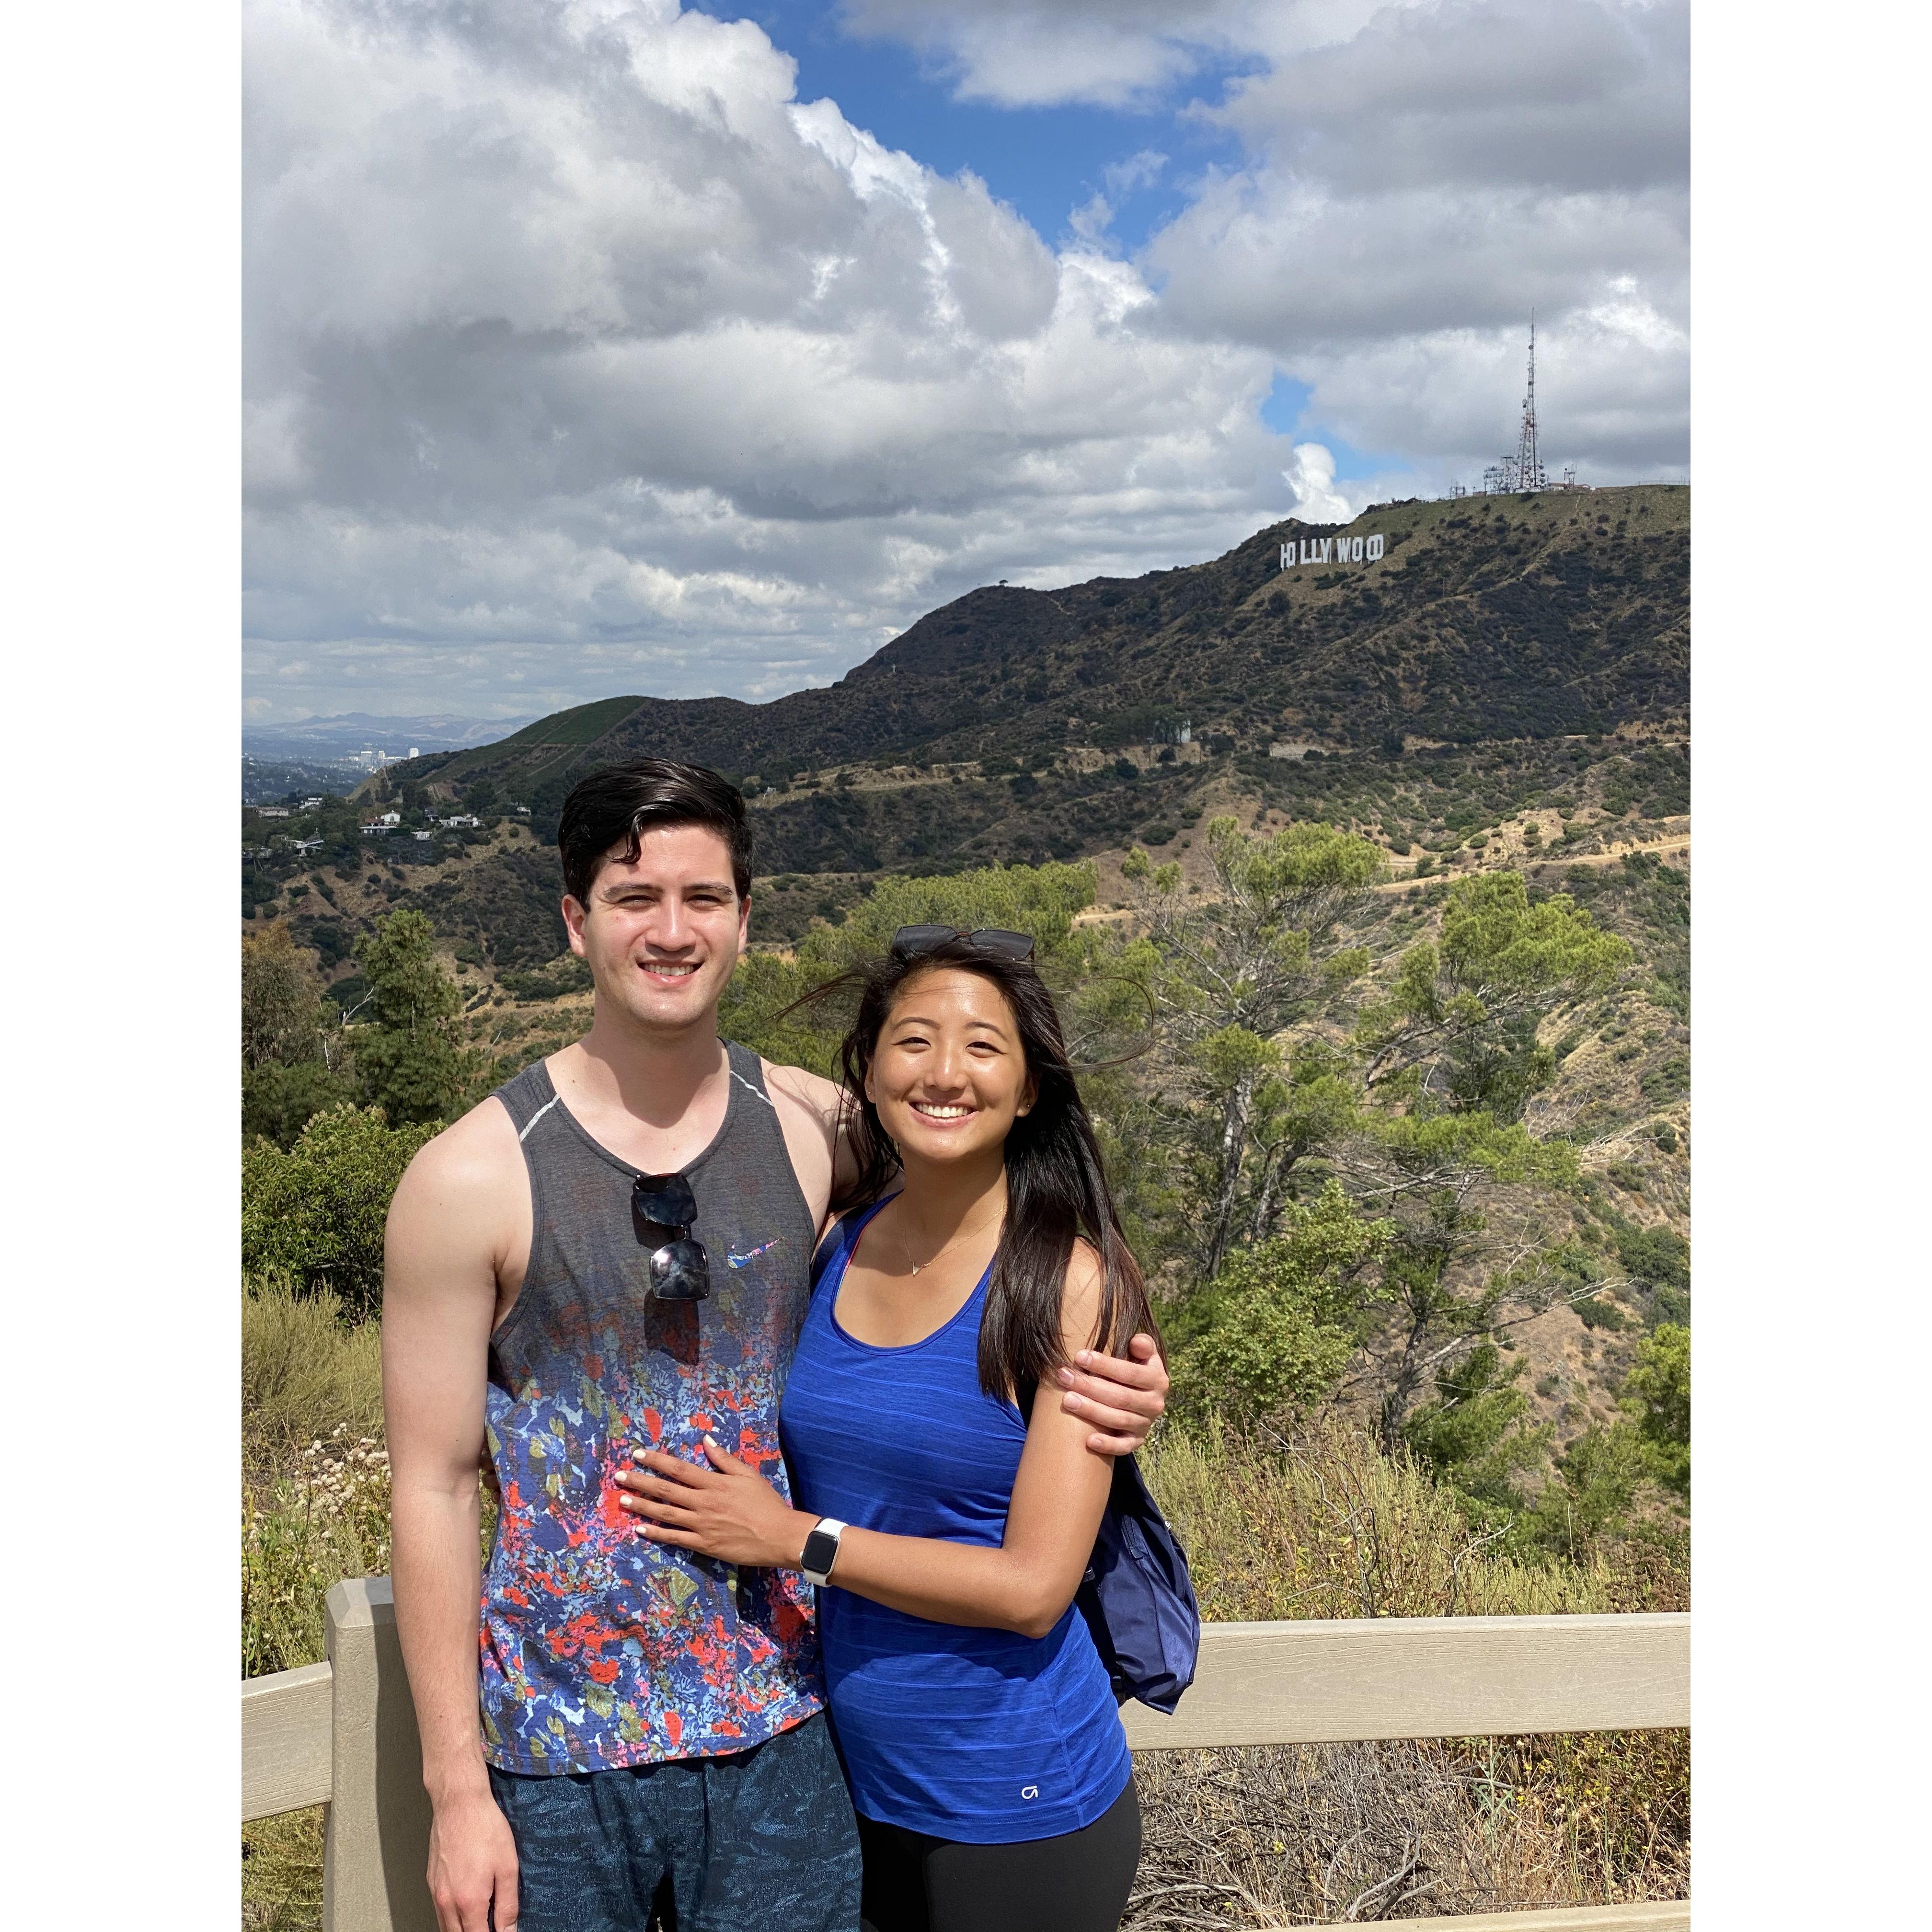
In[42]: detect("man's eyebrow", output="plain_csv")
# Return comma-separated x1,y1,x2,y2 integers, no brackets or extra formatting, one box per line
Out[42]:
601,878,736,895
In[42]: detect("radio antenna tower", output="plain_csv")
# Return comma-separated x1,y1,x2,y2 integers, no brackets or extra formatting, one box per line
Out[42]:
1514,315,1546,493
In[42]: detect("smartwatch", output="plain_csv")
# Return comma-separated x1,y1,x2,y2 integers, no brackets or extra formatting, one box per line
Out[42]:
800,1517,847,1587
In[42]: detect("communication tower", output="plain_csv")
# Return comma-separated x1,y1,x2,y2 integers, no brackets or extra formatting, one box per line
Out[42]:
1513,316,1546,493
1447,318,1586,498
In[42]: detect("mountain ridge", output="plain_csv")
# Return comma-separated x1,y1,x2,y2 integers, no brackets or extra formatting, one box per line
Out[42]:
396,483,1686,807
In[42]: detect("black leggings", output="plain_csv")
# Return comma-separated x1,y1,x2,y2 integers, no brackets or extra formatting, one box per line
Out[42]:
856,1778,1140,1932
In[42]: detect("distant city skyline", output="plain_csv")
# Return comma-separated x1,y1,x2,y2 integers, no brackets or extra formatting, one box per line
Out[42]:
244,0,1688,724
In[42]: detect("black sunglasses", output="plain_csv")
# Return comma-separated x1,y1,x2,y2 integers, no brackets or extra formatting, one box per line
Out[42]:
632,1171,709,1302
890,924,1035,962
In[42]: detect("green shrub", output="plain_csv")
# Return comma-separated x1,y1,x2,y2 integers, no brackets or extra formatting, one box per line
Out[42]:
1622,1322,1690,1495
1181,1185,1389,1426
242,1059,356,1150
1608,1217,1690,1300
1576,1291,1630,1331
1652,1284,1690,1327
242,1105,435,1311
1403,1343,1552,1508
1640,1054,1690,1104
497,954,594,1001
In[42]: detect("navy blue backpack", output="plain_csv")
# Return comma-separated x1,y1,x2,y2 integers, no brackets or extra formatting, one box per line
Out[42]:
1076,1449,1201,1714
807,1216,1201,1716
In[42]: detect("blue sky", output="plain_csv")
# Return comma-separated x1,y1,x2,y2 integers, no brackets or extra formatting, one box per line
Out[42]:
688,1,1254,254
683,3,1392,477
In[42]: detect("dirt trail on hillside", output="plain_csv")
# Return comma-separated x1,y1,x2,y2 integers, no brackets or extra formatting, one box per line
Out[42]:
1376,830,1690,894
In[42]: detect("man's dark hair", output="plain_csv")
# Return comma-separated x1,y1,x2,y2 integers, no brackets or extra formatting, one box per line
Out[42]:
557,761,753,907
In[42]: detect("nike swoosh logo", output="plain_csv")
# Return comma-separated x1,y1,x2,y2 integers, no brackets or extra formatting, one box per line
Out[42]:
726,1239,780,1269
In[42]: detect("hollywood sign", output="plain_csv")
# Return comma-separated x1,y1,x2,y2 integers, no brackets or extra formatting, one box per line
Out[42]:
1280,534,1384,569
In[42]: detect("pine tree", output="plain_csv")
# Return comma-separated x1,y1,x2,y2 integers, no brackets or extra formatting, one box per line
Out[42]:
351,910,478,1127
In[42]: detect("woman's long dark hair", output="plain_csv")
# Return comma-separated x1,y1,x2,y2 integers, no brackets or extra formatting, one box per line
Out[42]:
817,937,1158,1406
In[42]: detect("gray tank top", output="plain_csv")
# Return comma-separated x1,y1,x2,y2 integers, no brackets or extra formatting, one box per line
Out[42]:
477,1043,824,1774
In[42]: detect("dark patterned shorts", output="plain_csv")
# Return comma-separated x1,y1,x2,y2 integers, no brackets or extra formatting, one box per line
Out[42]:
489,1712,862,1932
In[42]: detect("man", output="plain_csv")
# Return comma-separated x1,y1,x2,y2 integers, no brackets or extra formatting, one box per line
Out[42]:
383,760,1171,1932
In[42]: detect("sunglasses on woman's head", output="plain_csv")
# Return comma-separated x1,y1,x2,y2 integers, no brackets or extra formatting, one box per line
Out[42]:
890,924,1035,962
632,1171,709,1301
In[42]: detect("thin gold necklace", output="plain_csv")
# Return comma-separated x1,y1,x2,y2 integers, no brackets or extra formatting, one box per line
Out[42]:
895,1200,993,1276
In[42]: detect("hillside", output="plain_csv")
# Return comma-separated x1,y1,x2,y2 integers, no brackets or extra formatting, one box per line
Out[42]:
319,483,1685,899
411,485,1685,808
248,483,1689,967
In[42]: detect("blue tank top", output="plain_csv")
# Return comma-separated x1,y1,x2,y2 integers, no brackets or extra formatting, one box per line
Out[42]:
779,1200,1133,1843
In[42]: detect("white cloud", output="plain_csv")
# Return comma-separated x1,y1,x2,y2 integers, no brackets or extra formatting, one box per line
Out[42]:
1281,443,1360,522
850,0,1690,477
1104,150,1168,196
244,0,1297,717
836,1,1427,110
242,0,1689,720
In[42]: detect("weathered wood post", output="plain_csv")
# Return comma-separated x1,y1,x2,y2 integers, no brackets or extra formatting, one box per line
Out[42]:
323,1577,438,1932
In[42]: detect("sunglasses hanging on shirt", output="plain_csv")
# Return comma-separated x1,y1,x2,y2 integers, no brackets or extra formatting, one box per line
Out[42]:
632,1171,710,1301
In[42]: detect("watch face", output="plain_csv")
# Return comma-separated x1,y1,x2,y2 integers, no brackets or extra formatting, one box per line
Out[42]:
802,1527,838,1576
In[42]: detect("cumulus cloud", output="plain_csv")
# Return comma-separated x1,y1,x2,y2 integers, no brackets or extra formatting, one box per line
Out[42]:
1281,443,1360,522
243,0,1689,719
245,0,1288,716
836,0,1286,110
855,0,1690,480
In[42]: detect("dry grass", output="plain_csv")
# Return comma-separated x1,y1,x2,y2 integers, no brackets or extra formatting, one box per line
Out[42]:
243,1276,384,1482
1145,1418,1618,1623
242,1283,392,1931
1128,1421,1688,1925
1129,1728,1688,1928
242,1429,393,1679
242,1806,325,1932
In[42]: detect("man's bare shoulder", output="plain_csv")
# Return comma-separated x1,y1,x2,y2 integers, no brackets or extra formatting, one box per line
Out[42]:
760,1059,844,1132
390,1093,523,1221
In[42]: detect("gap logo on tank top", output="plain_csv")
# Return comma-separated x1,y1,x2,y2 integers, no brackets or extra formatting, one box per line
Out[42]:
479,1046,825,1773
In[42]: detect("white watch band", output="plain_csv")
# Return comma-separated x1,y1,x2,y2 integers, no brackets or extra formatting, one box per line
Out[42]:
801,1517,848,1587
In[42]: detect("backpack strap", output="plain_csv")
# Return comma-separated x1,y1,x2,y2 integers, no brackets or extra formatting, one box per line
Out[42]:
808,1221,848,1300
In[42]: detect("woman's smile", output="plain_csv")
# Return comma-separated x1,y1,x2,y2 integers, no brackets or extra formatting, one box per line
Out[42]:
909,1100,975,1123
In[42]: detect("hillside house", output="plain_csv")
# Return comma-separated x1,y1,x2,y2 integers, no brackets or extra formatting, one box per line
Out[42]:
439,813,480,828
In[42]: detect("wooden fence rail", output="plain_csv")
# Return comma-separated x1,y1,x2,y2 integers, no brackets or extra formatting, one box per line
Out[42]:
242,1578,1689,1932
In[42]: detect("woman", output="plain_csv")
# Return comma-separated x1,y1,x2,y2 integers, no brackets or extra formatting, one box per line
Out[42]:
617,927,1158,1932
